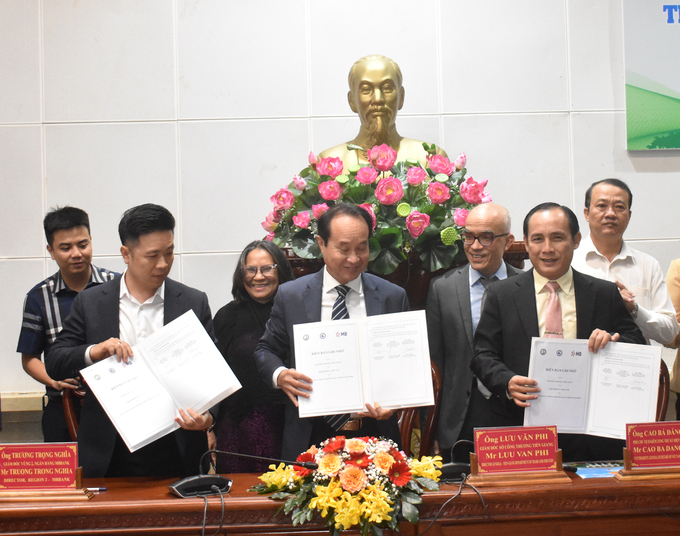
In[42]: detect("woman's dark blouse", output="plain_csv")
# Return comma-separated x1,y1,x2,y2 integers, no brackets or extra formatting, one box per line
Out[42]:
213,297,285,473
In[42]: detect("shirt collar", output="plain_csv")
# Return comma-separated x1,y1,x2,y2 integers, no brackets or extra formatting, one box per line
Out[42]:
469,262,508,287
52,264,98,294
582,234,635,264
533,267,574,295
119,269,165,305
322,266,363,296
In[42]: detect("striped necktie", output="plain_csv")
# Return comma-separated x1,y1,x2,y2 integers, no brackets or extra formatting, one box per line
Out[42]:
326,284,351,431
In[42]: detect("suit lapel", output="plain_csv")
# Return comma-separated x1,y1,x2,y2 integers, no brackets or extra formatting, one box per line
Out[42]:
513,270,540,340
363,273,383,317
454,266,474,348
163,279,183,325
573,270,596,339
303,270,324,322
100,278,122,339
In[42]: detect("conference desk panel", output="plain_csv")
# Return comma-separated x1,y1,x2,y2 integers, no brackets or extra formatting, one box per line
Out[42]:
1,473,680,535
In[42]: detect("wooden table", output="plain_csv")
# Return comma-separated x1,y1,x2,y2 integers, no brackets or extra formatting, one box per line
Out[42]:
1,472,680,535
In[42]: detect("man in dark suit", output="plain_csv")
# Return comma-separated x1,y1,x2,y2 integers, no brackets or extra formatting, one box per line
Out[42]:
47,204,215,478
255,203,409,460
471,202,645,461
426,203,520,462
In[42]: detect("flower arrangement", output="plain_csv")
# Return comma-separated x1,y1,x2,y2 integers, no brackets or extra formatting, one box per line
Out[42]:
251,435,442,535
261,143,491,275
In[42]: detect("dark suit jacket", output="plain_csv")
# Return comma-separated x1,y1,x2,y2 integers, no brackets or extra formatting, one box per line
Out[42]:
255,270,409,460
426,262,520,450
47,277,214,478
470,269,646,427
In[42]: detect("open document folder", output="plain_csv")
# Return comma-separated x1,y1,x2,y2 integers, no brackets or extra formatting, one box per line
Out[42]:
293,310,434,418
80,311,241,452
524,338,660,439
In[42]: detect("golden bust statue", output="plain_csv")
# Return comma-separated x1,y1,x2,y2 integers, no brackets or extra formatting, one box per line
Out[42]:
318,55,447,170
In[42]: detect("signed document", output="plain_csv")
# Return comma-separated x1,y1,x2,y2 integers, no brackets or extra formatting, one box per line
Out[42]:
524,338,660,439
80,311,241,452
294,310,433,418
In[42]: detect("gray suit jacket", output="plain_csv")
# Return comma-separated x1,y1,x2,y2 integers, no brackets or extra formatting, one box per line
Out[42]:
255,270,409,460
47,277,214,478
426,262,520,450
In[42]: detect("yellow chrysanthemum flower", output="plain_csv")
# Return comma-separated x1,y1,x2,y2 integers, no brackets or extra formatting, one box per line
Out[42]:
258,463,299,489
359,484,394,524
410,455,443,481
333,491,362,530
309,479,343,518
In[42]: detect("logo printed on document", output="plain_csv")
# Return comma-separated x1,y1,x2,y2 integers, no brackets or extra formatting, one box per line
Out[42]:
108,368,116,374
540,349,547,355
303,334,309,341
556,350,563,357
320,333,326,339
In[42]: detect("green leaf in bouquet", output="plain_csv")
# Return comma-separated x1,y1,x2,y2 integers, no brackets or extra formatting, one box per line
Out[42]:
291,230,322,259
369,227,406,275
419,204,447,227
295,188,325,210
368,236,381,261
300,166,314,178
347,144,364,152
400,490,423,505
416,225,458,272
343,183,375,204
414,476,440,491
451,169,465,182
400,500,420,524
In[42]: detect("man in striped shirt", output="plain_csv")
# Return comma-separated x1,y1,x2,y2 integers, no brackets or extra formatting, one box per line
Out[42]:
17,206,117,442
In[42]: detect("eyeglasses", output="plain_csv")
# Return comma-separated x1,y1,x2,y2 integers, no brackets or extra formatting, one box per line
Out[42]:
245,264,278,276
462,232,509,247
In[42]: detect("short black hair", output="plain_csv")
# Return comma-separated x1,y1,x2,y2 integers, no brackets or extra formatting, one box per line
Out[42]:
44,206,91,247
317,203,372,246
584,178,633,209
232,240,294,303
118,204,175,247
523,202,580,239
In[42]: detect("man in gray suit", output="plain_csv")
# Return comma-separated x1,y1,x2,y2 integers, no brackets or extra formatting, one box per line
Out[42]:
48,204,215,478
426,203,519,462
255,204,409,460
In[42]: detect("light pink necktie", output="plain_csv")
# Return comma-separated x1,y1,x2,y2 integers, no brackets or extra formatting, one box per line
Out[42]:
544,281,563,338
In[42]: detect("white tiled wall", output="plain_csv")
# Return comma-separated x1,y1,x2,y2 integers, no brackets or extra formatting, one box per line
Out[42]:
1,0,679,395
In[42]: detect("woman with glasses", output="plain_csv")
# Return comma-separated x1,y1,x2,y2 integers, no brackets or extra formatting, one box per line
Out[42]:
212,240,294,473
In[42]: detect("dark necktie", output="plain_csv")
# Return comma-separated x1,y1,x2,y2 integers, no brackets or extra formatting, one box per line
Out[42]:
479,275,498,313
326,285,351,431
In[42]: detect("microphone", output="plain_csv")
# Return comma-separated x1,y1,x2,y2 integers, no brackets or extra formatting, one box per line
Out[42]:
169,449,318,498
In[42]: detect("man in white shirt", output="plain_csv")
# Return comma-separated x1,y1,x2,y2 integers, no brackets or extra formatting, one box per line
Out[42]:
255,203,409,459
571,179,678,345
47,204,215,478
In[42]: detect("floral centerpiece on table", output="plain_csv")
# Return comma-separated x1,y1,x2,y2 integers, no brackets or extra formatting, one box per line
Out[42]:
251,435,442,535
261,143,491,275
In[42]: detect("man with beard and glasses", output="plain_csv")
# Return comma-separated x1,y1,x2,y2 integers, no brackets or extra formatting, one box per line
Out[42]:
318,55,447,170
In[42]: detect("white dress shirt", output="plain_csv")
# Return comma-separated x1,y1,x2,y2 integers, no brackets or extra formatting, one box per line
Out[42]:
572,235,678,345
84,271,165,365
272,267,366,387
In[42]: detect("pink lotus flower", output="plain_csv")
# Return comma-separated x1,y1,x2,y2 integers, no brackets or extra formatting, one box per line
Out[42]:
375,176,404,205
368,143,397,172
460,176,490,204
356,166,378,185
427,155,454,176
453,208,469,227
317,157,344,179
261,209,282,232
482,191,492,203
292,211,311,229
309,152,318,166
358,203,377,230
406,211,430,238
312,203,329,219
270,188,295,211
454,152,467,170
427,182,451,204
318,180,343,201
264,231,275,241
293,174,307,190
406,166,428,186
